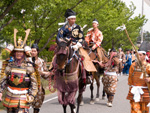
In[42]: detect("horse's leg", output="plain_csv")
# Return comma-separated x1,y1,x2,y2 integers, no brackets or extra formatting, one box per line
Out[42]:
63,105,67,113
80,95,84,106
95,74,100,102
77,83,84,113
77,94,81,113
69,103,76,113
90,76,94,104
62,92,67,113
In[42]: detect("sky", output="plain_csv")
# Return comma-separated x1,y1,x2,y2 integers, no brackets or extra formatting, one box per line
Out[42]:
121,0,150,32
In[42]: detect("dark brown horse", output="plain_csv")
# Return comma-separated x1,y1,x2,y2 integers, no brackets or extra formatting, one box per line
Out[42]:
54,39,85,113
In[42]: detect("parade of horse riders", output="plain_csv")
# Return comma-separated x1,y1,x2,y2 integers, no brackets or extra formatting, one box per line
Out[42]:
0,0,150,113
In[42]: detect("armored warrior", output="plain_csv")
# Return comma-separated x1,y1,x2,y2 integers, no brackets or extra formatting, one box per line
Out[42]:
101,48,119,107
0,29,38,113
127,49,150,113
57,9,84,52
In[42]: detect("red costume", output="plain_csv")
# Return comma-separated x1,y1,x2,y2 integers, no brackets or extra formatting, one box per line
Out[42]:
85,28,103,49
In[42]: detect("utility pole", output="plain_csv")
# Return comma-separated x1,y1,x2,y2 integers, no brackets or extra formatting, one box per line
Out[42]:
141,0,144,43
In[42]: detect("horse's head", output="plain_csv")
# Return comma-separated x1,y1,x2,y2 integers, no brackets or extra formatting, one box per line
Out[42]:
56,38,71,70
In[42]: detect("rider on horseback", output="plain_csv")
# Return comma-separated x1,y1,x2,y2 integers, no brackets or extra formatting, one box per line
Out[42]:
57,9,84,52
85,18,103,60
53,9,87,113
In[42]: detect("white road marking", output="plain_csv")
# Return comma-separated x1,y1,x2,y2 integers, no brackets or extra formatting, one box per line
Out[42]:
43,96,58,104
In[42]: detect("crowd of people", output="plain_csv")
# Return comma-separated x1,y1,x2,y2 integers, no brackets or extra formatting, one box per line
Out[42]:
109,48,135,76
110,48,150,76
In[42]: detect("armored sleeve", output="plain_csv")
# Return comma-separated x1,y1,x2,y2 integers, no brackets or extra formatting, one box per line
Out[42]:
42,60,48,72
0,74,7,93
56,28,63,42
0,61,9,93
77,26,84,44
85,31,91,45
40,60,52,79
128,63,135,85
94,30,103,47
27,66,38,97
56,25,70,42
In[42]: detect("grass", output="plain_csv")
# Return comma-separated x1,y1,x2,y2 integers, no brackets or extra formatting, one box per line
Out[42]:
0,102,5,110
42,79,56,95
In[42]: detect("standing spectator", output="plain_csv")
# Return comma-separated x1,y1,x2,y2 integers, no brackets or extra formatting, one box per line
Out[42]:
123,49,132,75
117,47,126,76
130,49,135,63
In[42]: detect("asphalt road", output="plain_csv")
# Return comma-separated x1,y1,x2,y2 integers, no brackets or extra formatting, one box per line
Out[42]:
0,75,132,113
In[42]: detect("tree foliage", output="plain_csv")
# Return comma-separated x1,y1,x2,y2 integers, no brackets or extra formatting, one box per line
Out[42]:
0,0,147,61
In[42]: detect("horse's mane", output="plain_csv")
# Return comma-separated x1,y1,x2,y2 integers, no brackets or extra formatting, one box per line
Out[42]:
100,47,109,63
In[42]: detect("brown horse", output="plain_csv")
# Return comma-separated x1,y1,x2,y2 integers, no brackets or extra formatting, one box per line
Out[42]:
54,40,85,113
80,46,109,105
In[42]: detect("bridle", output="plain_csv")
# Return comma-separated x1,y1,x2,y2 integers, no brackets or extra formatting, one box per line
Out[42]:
56,45,79,72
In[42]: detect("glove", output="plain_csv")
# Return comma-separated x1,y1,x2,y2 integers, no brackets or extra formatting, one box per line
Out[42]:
71,44,78,51
71,42,82,51
92,44,97,50
26,94,34,103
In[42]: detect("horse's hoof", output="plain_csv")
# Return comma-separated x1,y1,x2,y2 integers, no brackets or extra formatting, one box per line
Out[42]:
95,98,100,102
107,102,113,107
80,101,84,106
90,100,95,105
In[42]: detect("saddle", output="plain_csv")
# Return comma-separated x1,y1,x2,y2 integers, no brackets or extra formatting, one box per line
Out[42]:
79,48,97,72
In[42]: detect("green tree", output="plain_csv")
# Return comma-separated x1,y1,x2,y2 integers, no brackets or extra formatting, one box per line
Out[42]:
0,0,147,60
